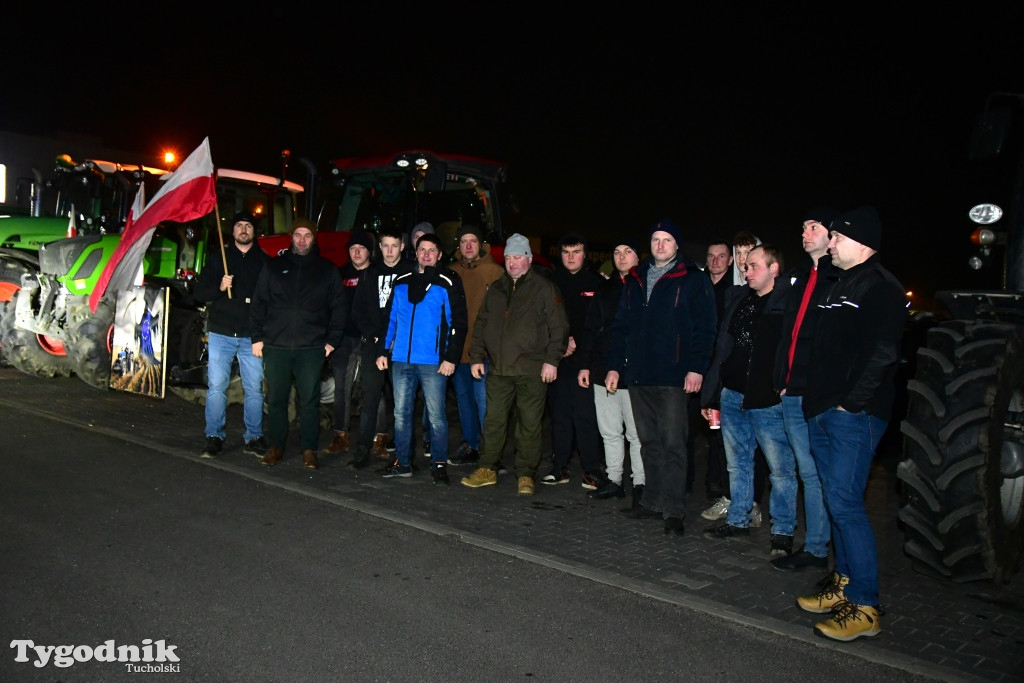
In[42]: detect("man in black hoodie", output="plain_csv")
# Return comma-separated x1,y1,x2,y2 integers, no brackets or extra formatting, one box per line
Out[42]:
577,238,644,503
541,232,606,490
250,219,346,469
324,229,376,456
347,226,414,469
195,211,270,459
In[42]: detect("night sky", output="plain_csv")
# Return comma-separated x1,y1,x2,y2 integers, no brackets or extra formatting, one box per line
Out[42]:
5,7,1023,300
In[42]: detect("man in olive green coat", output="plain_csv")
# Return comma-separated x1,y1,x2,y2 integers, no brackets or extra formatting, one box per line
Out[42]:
460,233,569,495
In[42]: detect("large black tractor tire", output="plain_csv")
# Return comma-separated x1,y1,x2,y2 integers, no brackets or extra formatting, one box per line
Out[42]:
898,320,1024,583
0,257,34,366
0,298,72,379
65,297,116,389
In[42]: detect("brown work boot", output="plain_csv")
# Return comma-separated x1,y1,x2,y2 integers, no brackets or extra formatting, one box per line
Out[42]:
324,430,349,453
517,476,535,496
302,449,319,469
797,571,850,613
261,446,283,467
461,467,498,488
372,433,390,460
813,601,881,641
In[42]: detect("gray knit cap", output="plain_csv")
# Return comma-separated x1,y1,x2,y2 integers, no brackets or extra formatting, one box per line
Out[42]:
504,233,532,257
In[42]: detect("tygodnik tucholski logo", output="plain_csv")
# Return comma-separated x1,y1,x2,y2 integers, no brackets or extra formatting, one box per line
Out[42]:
10,639,181,672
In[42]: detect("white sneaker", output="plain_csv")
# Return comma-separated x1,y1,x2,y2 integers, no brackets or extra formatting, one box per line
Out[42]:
701,496,730,521
749,503,763,528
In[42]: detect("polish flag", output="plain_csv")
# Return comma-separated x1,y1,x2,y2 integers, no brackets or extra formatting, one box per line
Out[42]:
89,138,217,312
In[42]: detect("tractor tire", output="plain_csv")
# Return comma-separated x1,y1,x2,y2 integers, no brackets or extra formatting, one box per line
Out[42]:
898,320,1024,583
65,297,116,389
0,257,34,366
0,298,72,378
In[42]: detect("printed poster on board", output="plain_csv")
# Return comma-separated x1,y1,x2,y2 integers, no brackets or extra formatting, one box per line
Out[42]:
109,286,169,399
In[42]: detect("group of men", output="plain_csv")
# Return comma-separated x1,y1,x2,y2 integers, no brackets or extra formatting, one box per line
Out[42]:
694,207,907,642
195,205,906,643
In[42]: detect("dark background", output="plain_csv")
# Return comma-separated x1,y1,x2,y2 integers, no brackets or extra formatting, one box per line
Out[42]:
4,6,1023,299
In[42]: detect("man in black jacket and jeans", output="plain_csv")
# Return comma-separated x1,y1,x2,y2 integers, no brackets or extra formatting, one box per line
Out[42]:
700,245,798,559
795,206,907,642
250,219,346,469
194,211,269,459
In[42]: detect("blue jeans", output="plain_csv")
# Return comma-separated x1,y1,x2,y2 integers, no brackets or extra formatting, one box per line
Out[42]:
720,388,798,534
809,408,886,606
781,395,830,557
205,332,264,442
392,362,449,467
452,361,487,449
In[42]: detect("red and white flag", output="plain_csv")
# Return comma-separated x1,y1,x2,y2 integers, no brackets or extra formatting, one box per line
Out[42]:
89,138,217,312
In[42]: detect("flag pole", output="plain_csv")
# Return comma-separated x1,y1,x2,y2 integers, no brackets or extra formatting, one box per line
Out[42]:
213,201,232,300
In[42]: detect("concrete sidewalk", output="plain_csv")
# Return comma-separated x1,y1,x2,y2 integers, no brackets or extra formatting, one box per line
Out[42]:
2,368,1022,682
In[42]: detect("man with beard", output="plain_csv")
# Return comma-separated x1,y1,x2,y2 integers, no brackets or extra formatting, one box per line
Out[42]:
250,219,346,469
195,211,269,459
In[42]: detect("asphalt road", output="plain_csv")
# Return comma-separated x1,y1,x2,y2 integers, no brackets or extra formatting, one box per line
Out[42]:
0,401,935,682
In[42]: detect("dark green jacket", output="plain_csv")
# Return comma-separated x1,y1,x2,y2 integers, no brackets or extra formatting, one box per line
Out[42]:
469,268,569,376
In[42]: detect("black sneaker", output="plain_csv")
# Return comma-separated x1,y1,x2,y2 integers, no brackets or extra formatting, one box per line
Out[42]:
581,472,604,491
386,439,396,453
201,436,223,459
244,436,269,457
422,438,431,459
703,523,750,540
590,479,625,499
430,463,450,485
381,460,413,478
771,549,829,572
493,461,509,475
770,534,795,558
540,469,569,485
450,443,480,466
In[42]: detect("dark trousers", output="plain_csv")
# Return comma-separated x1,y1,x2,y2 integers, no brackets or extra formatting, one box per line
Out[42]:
548,359,603,474
480,373,547,478
354,344,395,456
630,385,689,519
264,346,324,452
329,336,361,432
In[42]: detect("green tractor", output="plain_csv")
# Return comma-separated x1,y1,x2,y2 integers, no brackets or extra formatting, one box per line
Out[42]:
899,92,1024,583
4,167,305,392
0,155,166,374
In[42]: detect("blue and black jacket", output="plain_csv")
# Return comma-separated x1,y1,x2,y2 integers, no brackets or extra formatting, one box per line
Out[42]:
605,256,717,387
382,266,468,366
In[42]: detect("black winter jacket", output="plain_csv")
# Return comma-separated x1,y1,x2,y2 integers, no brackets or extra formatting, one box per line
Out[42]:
701,279,790,410
802,254,907,421
606,257,717,387
577,274,624,387
194,243,269,337
338,262,369,340
772,255,837,395
250,249,346,350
